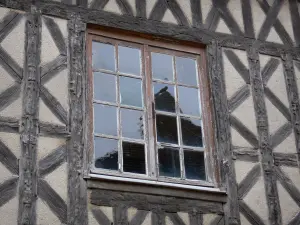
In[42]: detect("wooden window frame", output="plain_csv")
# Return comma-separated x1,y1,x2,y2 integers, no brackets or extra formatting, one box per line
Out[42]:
86,26,219,188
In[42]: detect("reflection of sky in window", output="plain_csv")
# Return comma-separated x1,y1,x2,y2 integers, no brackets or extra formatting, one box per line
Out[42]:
94,137,118,159
178,86,200,116
120,76,143,107
94,104,118,136
176,57,197,86
118,46,141,75
151,52,173,81
93,72,116,102
92,42,115,71
121,108,144,139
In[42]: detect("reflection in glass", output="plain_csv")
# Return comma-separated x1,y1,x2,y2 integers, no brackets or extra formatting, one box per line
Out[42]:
158,147,180,178
153,82,175,112
93,72,116,102
176,57,197,86
92,42,115,71
123,142,145,174
118,46,141,75
121,109,144,139
94,137,118,170
178,86,200,116
94,104,117,136
184,150,205,180
156,114,178,144
151,52,173,81
120,76,143,107
181,118,203,147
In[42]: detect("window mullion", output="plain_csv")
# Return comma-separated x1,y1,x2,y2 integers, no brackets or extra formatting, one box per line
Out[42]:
144,44,158,179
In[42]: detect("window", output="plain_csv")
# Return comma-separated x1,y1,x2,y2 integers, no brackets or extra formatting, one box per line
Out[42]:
87,28,216,187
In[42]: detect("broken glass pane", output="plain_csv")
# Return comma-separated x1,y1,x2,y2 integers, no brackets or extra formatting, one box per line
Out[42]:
184,150,205,180
158,147,180,178
176,57,197,86
94,104,117,136
118,46,141,75
93,72,116,102
94,137,118,170
121,108,144,140
92,42,115,71
123,142,146,174
151,52,173,81
156,114,178,144
120,76,143,107
181,117,203,147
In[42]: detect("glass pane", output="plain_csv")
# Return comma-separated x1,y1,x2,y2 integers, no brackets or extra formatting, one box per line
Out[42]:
176,57,197,86
156,114,178,144
120,76,143,107
153,82,175,113
184,150,205,180
121,109,144,139
118,46,141,75
181,118,203,147
94,104,117,136
93,72,116,102
178,86,200,116
158,147,180,178
94,137,118,170
92,42,115,71
151,52,173,81
123,142,145,174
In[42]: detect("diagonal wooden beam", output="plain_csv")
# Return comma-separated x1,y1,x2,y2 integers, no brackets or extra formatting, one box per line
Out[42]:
0,83,21,112
0,12,23,43
129,210,148,225
275,166,300,207
0,116,19,133
288,211,300,225
239,200,265,225
116,0,134,16
270,122,292,149
228,85,250,112
40,86,68,125
43,17,67,55
92,208,111,225
41,55,67,85
168,213,186,225
211,215,224,225
149,0,167,21
224,49,250,84
90,0,109,10
0,139,19,175
265,87,291,121
230,115,259,148
241,0,255,38
0,177,18,207
204,0,229,31
38,179,67,224
238,164,261,199
0,47,23,82
38,145,66,177
261,57,280,85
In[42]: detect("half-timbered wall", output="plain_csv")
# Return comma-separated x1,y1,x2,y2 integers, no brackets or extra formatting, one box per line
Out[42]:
0,0,299,225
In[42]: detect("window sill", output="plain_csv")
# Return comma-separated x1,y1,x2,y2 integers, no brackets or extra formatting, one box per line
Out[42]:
87,173,227,203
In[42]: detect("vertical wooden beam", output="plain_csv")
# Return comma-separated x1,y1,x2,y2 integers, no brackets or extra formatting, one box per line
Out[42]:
18,8,41,225
136,0,146,18
190,0,202,28
247,45,282,225
241,0,255,38
282,53,300,169
207,41,239,225
67,13,88,225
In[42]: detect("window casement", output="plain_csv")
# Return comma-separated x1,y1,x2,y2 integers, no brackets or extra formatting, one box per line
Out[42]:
86,28,217,187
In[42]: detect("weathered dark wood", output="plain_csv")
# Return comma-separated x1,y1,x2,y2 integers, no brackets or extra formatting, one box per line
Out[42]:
38,145,66,177
224,49,250,84
190,0,202,28
152,211,166,225
67,15,88,225
289,212,300,225
18,10,41,225
168,213,187,225
241,0,254,38
129,210,149,225
0,116,19,133
91,208,111,225
90,0,109,9
289,0,300,46
239,200,265,225
210,215,224,225
275,166,300,206
136,0,146,18
273,152,298,167
41,55,67,85
40,86,68,125
0,177,18,207
230,115,259,148
39,121,69,137
233,148,259,162
0,139,18,174
270,122,292,149
90,189,224,214
38,179,67,223
149,0,166,22
238,164,261,199
247,45,282,225
262,57,280,85
43,16,67,55
282,53,300,171
0,83,21,112
114,204,128,225
228,85,250,112
77,0,87,7
188,211,203,225
0,12,22,42
164,0,189,26
0,46,23,82
265,87,291,121
116,0,133,16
